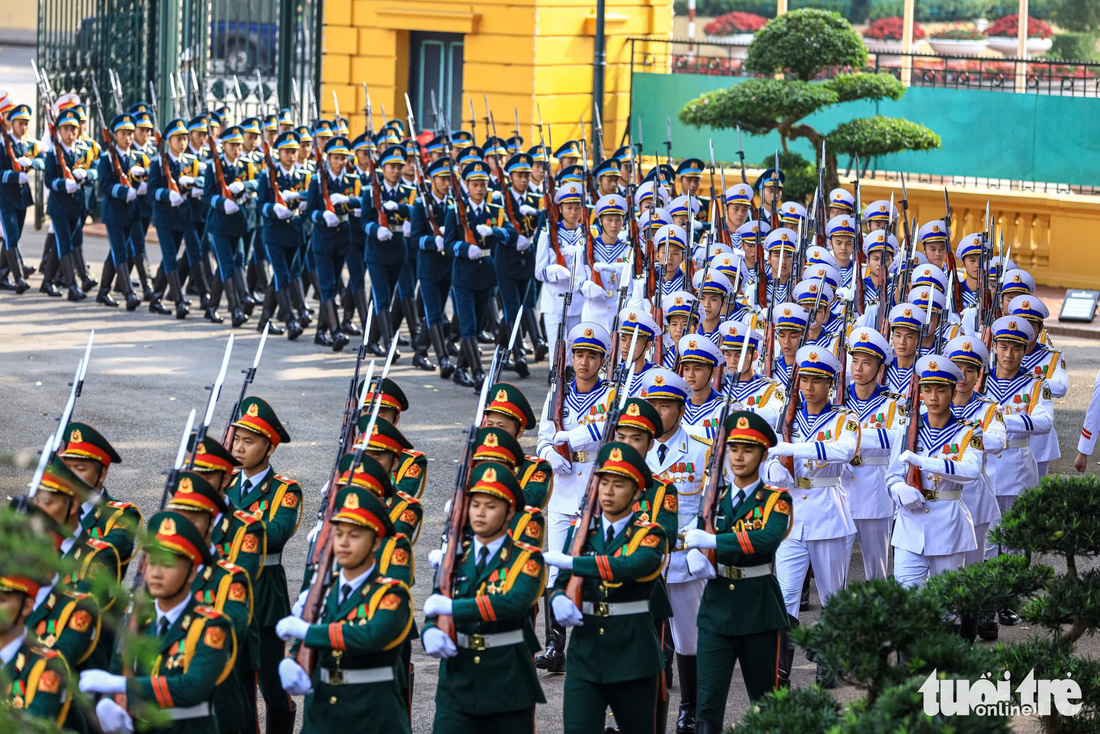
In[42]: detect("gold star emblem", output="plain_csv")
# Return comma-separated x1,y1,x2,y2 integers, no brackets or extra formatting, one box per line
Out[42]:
929,361,938,370
246,402,260,417
179,477,193,493
609,448,623,462
627,403,640,416
71,429,83,443
809,352,818,361
160,518,177,536
483,467,498,483
736,416,749,429
495,389,508,402
484,433,499,448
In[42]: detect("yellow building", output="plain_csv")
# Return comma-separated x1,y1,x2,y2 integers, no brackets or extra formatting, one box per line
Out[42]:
321,0,672,151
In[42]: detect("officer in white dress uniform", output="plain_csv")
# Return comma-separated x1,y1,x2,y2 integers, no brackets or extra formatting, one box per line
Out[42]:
886,355,980,589
1009,295,1068,479
842,329,901,581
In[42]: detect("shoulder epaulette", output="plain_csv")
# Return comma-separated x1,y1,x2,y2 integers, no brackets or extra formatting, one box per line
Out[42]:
396,491,420,505
512,541,541,554
689,434,713,447
405,449,425,459
106,500,137,511
883,391,904,401
194,605,224,620
62,589,91,601
216,560,245,574
86,538,113,552
522,504,542,514
762,484,789,493
635,521,661,529
233,510,260,526
376,576,403,587
274,474,299,485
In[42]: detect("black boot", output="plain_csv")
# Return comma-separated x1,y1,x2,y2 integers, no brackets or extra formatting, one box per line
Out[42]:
96,258,119,306
341,289,362,336
314,304,333,347
778,614,799,689
675,654,698,734
695,721,723,734
167,271,189,319
534,597,566,673
40,232,56,275
60,254,87,301
39,247,62,296
513,335,530,378
291,278,312,327
465,337,486,391
366,314,385,356
223,277,248,327
977,612,999,641
117,262,142,311
275,289,303,340
389,297,409,346
521,308,548,362
133,254,155,301
998,608,1020,626
452,336,477,388
321,300,349,352
73,245,97,290
5,248,30,294
376,310,400,360
428,323,454,379
234,269,255,316
256,285,286,335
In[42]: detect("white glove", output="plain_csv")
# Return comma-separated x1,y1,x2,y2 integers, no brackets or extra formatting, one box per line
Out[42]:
435,235,445,252
551,595,584,627
580,280,605,299
836,286,855,301
291,588,308,618
298,200,307,211
228,180,245,195
376,226,393,241
475,224,494,239
467,244,483,260
168,190,185,207
273,202,292,220
423,594,453,618
275,615,310,641
684,528,718,550
17,172,28,185
542,550,573,570
769,441,797,457
178,175,195,187
687,549,717,579
594,261,620,274
322,210,340,227
95,698,133,734
422,627,457,659
444,498,454,514
899,450,923,469
282,190,300,202
892,482,925,511
130,166,146,178
352,208,362,217
519,204,538,217
125,186,137,202
64,179,79,194
79,669,127,695
17,156,32,168
516,234,531,252
223,198,240,215
136,182,148,196
329,193,348,206
382,199,399,212
72,168,87,182
543,449,572,475
545,263,570,282
763,459,794,486
552,426,582,448
693,219,705,231
278,658,313,696
402,220,411,237
427,548,443,570
191,186,203,198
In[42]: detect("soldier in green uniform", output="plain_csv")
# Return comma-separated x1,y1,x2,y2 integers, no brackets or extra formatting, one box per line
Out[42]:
353,416,424,542
357,377,429,500
469,427,546,548
79,511,237,734
481,383,553,511
57,422,143,576
682,411,793,730
226,397,301,734
543,442,670,734
166,472,256,734
421,462,546,733
1,571,77,729
275,487,414,734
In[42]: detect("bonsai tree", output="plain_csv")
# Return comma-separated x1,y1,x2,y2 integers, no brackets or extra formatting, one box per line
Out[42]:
678,9,941,196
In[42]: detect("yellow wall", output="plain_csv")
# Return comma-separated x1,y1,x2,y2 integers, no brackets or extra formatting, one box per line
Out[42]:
0,5,36,32
321,0,672,153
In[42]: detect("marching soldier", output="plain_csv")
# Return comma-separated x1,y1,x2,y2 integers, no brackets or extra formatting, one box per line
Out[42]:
678,335,725,441
825,215,857,290
886,356,980,589
421,462,547,733
41,107,89,302
722,186,755,248
681,411,793,724
275,486,414,734
859,231,897,313
535,182,589,370
353,416,424,541
692,270,734,345
411,157,458,376
662,292,697,368
95,112,143,310
826,187,855,220
717,320,783,428
1,101,37,294
482,382,553,512
617,308,660,397
493,152,542,377
256,130,308,339
467,427,547,547
227,397,302,734
81,511,237,734
1010,295,1068,478
148,117,203,319
766,303,808,385
881,303,926,397
357,377,429,499
542,442,669,734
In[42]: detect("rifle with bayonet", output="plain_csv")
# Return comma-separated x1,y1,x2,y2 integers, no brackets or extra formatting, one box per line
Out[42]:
404,93,442,237
536,105,566,267
700,333,747,565
735,124,747,184
853,163,865,314
708,141,731,247
222,325,269,447
185,335,234,467
549,256,580,463
31,61,74,184
943,188,964,317
91,79,132,194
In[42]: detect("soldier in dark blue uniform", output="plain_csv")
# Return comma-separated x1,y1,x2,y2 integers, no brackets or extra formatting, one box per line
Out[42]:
411,157,455,377
41,108,89,302
147,117,202,319
95,113,143,310
202,124,257,327
256,130,308,340
445,160,517,390
128,109,159,304
307,135,362,351
342,133,375,338
0,101,38,294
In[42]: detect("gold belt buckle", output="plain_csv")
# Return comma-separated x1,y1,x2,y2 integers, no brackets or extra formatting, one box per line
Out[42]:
328,669,344,686
796,477,812,489
468,634,487,651
725,566,744,580
850,456,863,467
920,488,935,501
594,602,610,617
573,451,588,463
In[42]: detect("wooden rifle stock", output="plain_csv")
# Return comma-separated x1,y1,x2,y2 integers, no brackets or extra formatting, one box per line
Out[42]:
313,144,335,214
207,132,233,199
261,138,285,206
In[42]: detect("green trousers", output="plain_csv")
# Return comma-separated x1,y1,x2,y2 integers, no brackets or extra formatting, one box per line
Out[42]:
563,674,661,734
433,704,536,734
696,627,782,728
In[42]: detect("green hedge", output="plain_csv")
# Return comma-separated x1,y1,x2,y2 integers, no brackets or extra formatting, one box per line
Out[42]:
1049,32,1098,61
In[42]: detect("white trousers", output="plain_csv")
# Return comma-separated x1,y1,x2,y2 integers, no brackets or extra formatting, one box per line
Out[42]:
776,536,853,618
963,522,990,567
849,518,892,581
1036,460,1050,479
985,495,1019,561
894,548,966,589
667,578,706,655
545,510,576,587
542,312,583,371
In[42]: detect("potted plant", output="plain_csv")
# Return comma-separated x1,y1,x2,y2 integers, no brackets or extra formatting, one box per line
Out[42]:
928,25,989,56
984,14,1054,58
862,16,926,64
704,11,768,60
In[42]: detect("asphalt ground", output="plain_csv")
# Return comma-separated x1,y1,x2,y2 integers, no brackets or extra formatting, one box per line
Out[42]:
1,231,1097,732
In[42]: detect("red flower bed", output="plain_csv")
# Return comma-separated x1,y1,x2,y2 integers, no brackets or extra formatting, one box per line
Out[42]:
863,17,926,42
984,14,1053,39
703,11,768,36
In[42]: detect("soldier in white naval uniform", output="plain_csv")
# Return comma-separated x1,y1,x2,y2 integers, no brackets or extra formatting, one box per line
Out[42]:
1009,295,1068,479
718,319,783,428
678,335,725,442
535,182,589,369
881,303,927,398
1075,368,1100,474
886,355,980,589
841,329,901,581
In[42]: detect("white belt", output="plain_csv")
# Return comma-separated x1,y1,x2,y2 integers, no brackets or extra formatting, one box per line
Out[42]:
456,629,526,650
319,666,395,685
795,476,842,489
852,455,889,467
581,600,650,617
263,552,283,567
166,702,211,720
922,488,962,501
716,564,772,580
1006,438,1030,449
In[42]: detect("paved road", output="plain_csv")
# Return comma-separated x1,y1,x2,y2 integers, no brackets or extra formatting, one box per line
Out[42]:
2,231,1096,732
